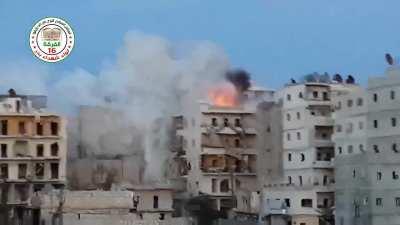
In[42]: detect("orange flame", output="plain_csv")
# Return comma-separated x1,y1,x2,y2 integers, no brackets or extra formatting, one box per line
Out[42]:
208,83,238,107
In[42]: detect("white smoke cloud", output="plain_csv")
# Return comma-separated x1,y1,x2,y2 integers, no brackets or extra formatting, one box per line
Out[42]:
0,31,230,183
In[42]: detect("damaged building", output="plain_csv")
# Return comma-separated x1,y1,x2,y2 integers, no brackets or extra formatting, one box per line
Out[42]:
67,106,145,190
0,89,67,224
170,80,274,220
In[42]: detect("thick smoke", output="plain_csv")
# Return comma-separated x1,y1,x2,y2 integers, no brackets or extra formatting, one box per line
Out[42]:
225,69,251,93
0,31,230,183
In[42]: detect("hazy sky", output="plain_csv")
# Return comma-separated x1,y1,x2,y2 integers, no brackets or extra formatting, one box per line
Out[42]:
1,0,399,88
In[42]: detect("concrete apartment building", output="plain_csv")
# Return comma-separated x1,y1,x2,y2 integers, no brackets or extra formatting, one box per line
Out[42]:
332,85,369,225
172,87,273,217
333,63,400,225
261,76,350,225
0,89,67,224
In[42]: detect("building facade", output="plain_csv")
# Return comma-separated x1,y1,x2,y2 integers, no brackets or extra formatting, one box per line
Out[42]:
262,78,344,225
332,85,369,225
333,65,400,225
172,87,273,217
0,89,67,224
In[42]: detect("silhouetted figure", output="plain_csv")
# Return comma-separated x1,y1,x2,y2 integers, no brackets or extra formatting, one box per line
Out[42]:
8,88,16,97
386,53,394,65
290,78,296,84
333,74,343,83
346,75,355,84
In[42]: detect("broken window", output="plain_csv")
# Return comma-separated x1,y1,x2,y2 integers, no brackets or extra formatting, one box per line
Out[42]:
234,118,241,127
323,92,329,100
373,145,380,153
51,143,59,156
36,144,44,157
285,198,291,207
220,179,229,192
373,120,378,128
377,171,382,181
0,164,8,179
33,184,44,192
392,118,397,127
376,198,382,206
0,120,7,135
159,213,165,220
234,139,240,148
323,176,328,185
235,179,241,189
211,118,218,126
396,197,400,207
18,163,27,179
223,118,229,127
393,144,399,153
35,163,44,179
16,100,21,112
14,140,28,157
36,123,43,136
393,171,399,180
1,144,7,158
153,195,159,209
18,121,26,135
51,122,59,136
211,159,218,167
15,184,29,202
50,163,59,179
301,199,313,208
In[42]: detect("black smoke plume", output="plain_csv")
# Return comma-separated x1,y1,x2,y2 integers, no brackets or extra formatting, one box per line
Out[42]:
225,69,251,93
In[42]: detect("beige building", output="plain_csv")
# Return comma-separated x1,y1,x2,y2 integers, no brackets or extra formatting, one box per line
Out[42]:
171,86,273,217
36,187,186,225
0,89,67,223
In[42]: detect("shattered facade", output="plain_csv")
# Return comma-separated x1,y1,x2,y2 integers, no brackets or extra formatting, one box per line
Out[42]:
171,86,274,218
0,90,67,224
67,106,145,190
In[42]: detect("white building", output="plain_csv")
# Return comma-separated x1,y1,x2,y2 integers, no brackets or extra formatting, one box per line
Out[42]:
332,84,369,225
333,64,400,225
261,76,351,225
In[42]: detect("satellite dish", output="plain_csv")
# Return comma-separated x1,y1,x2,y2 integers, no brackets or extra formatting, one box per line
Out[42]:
386,53,394,65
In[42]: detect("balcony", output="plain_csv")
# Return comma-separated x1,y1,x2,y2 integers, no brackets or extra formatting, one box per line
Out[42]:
312,160,333,168
310,116,334,126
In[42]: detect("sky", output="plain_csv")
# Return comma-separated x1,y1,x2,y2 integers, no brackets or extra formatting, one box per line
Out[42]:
0,0,400,89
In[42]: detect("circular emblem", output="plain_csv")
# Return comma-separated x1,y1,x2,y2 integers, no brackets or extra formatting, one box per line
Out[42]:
29,17,75,62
